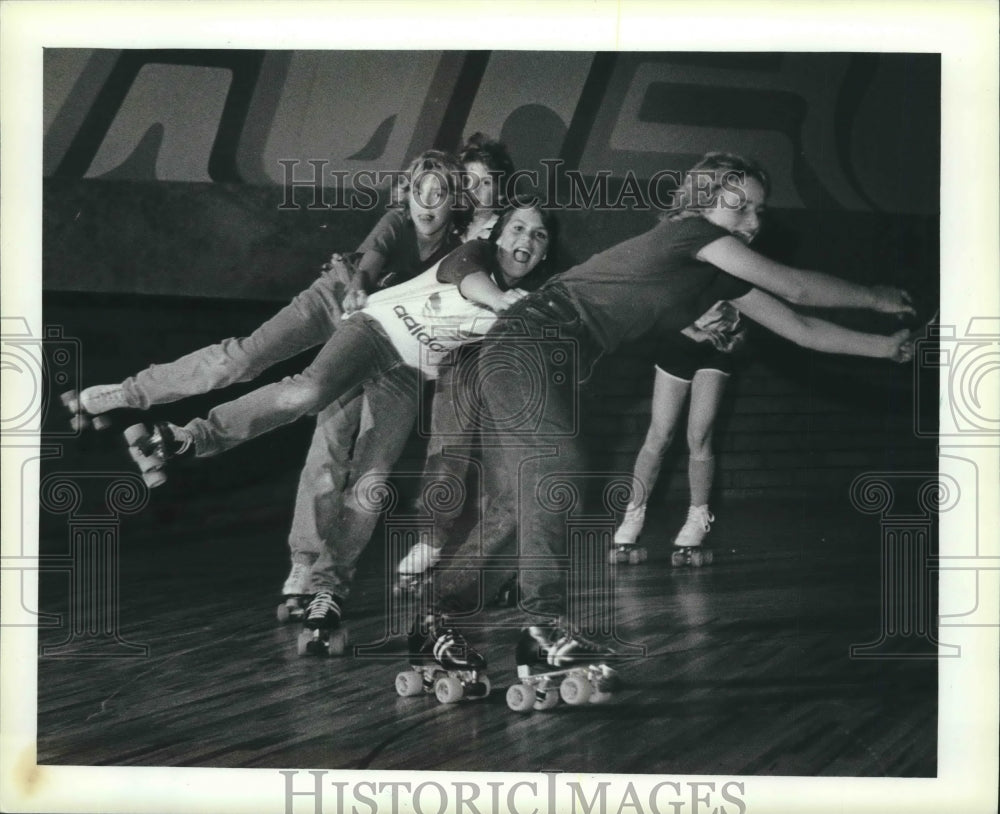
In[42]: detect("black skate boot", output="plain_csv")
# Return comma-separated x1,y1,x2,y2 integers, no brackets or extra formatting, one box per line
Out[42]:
506,622,621,713
394,613,490,704
296,591,348,657
123,422,193,488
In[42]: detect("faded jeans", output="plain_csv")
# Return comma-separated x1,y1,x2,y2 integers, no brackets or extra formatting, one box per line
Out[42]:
118,270,371,564
431,284,601,620
183,314,409,457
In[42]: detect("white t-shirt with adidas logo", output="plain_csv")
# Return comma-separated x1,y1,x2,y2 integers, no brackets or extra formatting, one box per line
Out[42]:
358,256,505,379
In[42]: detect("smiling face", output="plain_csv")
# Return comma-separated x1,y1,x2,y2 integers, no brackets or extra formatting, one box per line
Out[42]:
700,175,766,244
408,170,453,240
494,207,550,284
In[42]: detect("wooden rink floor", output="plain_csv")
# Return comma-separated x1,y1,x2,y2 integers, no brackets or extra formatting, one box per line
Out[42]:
35,456,937,777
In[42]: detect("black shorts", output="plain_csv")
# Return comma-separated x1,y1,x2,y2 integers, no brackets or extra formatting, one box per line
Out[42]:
652,334,735,382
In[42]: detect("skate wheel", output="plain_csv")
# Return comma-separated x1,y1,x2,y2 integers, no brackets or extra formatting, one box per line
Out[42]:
92,415,112,431
70,415,91,432
703,550,714,565
627,549,642,565
615,549,628,564
124,423,150,445
559,674,592,705
60,390,79,410
690,550,706,567
670,550,686,568
395,670,423,697
506,683,535,713
327,628,348,656
534,689,560,711
276,603,291,624
434,675,464,704
637,547,648,563
296,630,312,657
142,470,167,488
607,549,620,566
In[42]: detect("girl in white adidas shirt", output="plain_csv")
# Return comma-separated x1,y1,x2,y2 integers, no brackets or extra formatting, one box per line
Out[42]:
132,201,555,464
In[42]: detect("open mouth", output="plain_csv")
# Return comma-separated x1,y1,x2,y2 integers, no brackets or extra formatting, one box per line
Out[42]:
512,248,532,263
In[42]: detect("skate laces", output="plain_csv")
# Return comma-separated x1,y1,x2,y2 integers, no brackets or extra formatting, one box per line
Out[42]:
306,591,339,623
536,625,607,667
688,505,714,531
432,629,468,662
153,423,192,458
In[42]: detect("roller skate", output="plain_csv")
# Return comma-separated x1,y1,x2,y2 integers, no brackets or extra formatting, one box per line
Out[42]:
296,591,348,657
123,422,192,488
394,540,441,596
609,503,648,565
61,384,128,432
276,560,312,623
505,622,621,713
394,613,490,704
670,505,715,568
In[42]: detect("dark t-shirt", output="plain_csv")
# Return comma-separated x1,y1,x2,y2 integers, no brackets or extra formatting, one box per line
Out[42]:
550,216,752,352
358,208,460,289
437,238,551,294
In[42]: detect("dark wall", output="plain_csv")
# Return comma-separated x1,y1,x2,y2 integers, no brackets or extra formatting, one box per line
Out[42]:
41,48,940,502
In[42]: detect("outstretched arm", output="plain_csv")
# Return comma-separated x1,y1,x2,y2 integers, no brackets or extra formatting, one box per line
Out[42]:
730,287,913,362
698,235,913,315
458,271,528,312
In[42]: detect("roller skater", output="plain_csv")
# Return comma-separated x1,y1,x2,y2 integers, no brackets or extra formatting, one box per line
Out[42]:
296,591,348,657
398,150,914,714
395,613,490,704
505,622,622,713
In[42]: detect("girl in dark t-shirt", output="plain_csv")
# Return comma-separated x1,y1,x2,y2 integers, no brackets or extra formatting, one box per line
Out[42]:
410,152,919,706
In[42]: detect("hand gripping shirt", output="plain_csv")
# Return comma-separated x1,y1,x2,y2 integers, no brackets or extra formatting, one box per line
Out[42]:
359,240,514,378
551,216,753,353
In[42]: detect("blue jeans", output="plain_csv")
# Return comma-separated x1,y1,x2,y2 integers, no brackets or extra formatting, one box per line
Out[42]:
184,314,410,457
118,271,369,564
431,285,602,619
306,364,422,599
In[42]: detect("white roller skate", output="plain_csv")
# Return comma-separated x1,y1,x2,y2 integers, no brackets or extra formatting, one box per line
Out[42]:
395,613,490,704
670,505,715,568
505,623,621,713
297,591,349,657
276,560,312,623
609,503,648,565
61,384,128,432
123,422,192,488
395,540,442,595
